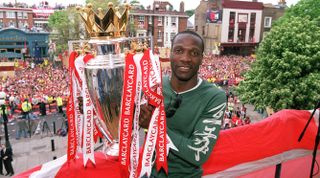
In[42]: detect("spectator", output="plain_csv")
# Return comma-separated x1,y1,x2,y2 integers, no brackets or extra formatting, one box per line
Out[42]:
1,143,14,176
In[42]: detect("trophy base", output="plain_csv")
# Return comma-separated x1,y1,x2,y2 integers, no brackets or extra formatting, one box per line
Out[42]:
104,141,119,161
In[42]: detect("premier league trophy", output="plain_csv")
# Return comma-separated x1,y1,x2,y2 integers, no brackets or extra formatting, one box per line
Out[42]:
76,3,151,157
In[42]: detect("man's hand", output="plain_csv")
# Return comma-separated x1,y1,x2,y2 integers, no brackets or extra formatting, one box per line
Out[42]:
139,104,155,129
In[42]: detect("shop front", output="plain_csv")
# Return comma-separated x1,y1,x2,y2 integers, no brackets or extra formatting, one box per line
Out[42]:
0,28,49,61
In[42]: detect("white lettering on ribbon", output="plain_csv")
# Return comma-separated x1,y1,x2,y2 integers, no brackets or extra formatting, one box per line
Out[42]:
67,51,78,161
139,108,159,177
82,55,95,166
129,53,143,178
74,55,85,152
119,53,137,178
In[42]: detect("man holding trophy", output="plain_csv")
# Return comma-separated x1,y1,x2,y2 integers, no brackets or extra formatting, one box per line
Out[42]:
139,31,227,177
68,2,226,178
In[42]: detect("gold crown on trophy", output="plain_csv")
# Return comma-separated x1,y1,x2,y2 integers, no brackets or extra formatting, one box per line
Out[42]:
76,2,130,39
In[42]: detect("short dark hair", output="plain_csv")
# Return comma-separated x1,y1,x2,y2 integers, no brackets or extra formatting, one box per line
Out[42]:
171,30,204,53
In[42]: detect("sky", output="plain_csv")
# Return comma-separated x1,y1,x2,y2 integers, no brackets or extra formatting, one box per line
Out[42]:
4,0,300,10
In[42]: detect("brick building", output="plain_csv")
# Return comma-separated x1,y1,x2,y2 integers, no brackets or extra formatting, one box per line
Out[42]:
194,0,286,55
220,0,263,55
0,2,54,60
261,1,286,41
130,1,188,48
194,0,223,54
0,1,53,31
0,7,33,29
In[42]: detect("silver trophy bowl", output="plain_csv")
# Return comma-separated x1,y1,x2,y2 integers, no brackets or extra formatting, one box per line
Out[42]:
84,37,151,156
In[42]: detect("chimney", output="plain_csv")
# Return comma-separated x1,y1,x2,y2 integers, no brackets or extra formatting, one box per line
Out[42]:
278,0,287,6
252,0,258,2
180,1,185,12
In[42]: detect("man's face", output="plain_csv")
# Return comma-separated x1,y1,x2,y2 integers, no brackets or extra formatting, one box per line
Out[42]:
170,34,203,82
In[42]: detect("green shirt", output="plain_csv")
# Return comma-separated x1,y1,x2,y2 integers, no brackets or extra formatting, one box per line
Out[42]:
151,76,227,178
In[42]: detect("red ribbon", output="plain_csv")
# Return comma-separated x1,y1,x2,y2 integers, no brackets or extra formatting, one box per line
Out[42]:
119,53,138,178
67,51,78,161
140,50,162,107
156,100,168,173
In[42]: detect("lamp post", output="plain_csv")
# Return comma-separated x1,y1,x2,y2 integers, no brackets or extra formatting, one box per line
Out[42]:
0,91,11,149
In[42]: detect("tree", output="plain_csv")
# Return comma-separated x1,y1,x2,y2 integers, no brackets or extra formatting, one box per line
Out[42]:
130,0,140,6
48,7,81,55
284,0,320,21
275,0,320,27
185,9,195,17
236,16,320,111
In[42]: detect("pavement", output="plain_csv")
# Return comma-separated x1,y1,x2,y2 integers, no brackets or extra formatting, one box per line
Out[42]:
0,104,265,177
10,135,67,176
0,113,68,177
243,104,264,123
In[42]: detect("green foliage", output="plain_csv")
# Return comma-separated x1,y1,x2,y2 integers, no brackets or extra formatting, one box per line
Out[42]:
130,0,140,6
275,0,320,27
285,0,320,20
237,16,320,110
48,7,81,54
185,9,195,17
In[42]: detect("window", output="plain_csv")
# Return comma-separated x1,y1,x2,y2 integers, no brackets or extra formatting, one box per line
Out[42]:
171,17,176,26
250,13,256,24
238,28,246,42
158,16,163,25
228,28,234,42
165,32,168,42
17,12,23,19
129,15,134,23
158,31,163,42
148,16,152,24
195,26,198,32
166,17,168,26
264,17,272,28
0,12,4,18
138,16,145,21
9,20,15,27
35,23,42,28
138,21,144,28
170,32,176,41
18,21,23,28
229,12,235,24
238,14,248,23
7,11,16,18
202,26,205,36
0,20,3,29
249,28,255,42
249,13,256,42
158,31,162,39
23,12,28,19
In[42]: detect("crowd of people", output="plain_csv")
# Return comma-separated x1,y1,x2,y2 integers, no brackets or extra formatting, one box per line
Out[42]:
0,54,255,133
1,59,69,118
162,54,254,86
162,54,255,129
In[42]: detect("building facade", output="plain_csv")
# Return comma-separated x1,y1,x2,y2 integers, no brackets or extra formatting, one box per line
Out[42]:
0,3,53,60
261,2,286,41
220,0,263,55
194,0,223,54
194,0,286,55
130,1,188,48
0,28,49,60
0,7,33,29
0,2,53,31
